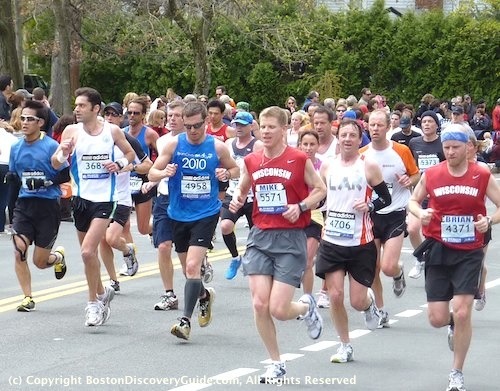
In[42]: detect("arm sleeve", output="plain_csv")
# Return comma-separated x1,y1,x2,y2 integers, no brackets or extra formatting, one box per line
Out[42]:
124,132,146,163
372,181,392,212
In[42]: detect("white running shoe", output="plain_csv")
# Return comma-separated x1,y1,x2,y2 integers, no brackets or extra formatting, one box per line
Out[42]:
330,343,353,363
85,301,105,327
98,286,115,324
408,260,425,279
474,291,486,311
298,294,323,339
377,309,390,329
259,361,286,384
154,292,179,310
446,369,466,391
316,290,330,308
363,288,380,330
393,265,406,298
123,243,138,276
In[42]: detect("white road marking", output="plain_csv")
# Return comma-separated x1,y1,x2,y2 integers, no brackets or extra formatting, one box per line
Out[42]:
261,353,304,364
394,310,422,318
395,309,423,317
300,340,339,351
168,384,211,391
349,329,372,338
210,368,259,380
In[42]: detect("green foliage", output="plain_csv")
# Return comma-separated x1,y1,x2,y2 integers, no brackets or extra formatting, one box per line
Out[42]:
247,62,283,112
22,0,500,111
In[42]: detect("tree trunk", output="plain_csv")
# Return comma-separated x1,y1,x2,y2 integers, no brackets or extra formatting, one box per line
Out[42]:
51,0,73,115
0,0,22,87
192,32,210,95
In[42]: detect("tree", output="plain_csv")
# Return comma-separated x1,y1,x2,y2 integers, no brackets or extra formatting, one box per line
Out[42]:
0,0,22,86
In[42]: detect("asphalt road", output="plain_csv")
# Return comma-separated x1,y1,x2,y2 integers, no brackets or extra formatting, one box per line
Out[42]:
1,200,499,391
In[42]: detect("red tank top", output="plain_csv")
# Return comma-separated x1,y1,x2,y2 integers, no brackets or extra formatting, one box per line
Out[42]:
207,123,228,141
245,147,311,229
423,161,489,250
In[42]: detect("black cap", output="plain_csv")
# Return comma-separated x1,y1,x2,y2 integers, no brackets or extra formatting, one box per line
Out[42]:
104,102,123,115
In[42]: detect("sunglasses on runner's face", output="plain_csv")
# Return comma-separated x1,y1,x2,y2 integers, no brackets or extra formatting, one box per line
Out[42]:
184,121,205,130
104,111,120,117
20,115,40,122
128,111,142,116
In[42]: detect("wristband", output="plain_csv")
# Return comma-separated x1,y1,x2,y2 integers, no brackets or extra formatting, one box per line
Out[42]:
56,150,69,163
298,201,308,213
115,157,128,170
486,216,492,229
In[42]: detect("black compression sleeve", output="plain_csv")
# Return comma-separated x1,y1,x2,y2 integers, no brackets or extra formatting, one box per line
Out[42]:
51,167,71,185
372,181,392,212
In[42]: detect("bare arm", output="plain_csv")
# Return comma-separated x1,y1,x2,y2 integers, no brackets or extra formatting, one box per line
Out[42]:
215,140,239,181
408,173,433,225
475,174,500,232
229,161,251,213
108,126,135,173
51,125,77,169
148,137,178,182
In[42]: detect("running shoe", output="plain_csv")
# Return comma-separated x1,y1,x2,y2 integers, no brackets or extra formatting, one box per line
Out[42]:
198,287,215,327
393,265,406,298
259,361,286,384
201,256,213,283
298,293,323,340
85,301,105,326
171,316,191,340
225,255,241,280
377,309,390,329
17,296,35,312
448,324,454,352
154,292,179,310
474,291,486,311
316,290,330,308
109,279,120,294
118,263,129,276
98,286,115,324
363,288,380,330
330,343,354,363
123,243,138,276
446,369,466,391
53,246,67,280
408,259,424,279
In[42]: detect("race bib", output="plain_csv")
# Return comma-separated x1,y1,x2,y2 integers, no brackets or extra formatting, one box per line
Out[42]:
418,154,440,171
255,183,287,214
129,176,143,194
441,215,474,243
22,170,47,192
81,154,109,179
325,210,355,238
181,175,211,199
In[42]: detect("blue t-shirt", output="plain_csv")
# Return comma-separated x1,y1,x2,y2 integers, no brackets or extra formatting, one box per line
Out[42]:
9,132,68,199
168,133,221,222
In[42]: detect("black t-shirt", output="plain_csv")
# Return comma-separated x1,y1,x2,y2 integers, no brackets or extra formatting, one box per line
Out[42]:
408,136,445,172
391,130,421,147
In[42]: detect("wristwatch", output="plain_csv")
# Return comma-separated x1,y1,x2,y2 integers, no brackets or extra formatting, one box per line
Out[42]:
115,160,125,170
486,216,492,229
298,201,308,213
132,164,137,172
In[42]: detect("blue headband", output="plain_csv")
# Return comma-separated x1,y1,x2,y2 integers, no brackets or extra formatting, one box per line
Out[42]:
440,131,469,143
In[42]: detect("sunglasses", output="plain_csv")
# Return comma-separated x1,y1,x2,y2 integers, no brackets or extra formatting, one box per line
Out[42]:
184,121,205,130
104,111,120,117
336,109,346,113
20,115,40,122
127,111,142,116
